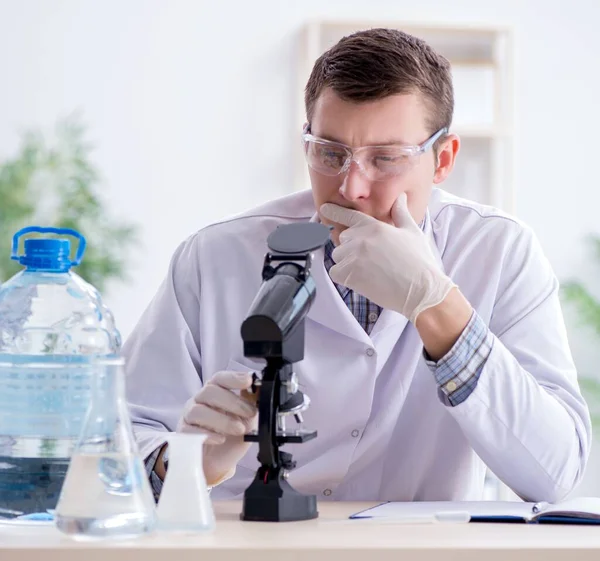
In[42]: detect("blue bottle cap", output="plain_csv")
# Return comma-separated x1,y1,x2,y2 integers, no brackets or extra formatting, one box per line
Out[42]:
21,238,72,272
11,226,86,273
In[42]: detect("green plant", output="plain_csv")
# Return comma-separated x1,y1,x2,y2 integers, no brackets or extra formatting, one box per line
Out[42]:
0,113,138,292
561,234,600,428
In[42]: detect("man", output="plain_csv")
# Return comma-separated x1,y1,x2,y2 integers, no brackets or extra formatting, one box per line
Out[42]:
124,28,591,503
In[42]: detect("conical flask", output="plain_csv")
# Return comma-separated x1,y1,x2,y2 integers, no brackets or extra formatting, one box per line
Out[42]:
156,432,216,533
54,357,156,540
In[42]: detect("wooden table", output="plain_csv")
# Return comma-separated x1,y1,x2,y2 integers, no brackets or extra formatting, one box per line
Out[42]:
2,500,600,561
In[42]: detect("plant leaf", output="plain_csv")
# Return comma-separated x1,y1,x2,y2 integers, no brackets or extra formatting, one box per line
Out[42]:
0,114,139,292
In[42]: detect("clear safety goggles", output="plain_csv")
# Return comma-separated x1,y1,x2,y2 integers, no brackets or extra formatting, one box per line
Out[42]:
301,125,447,181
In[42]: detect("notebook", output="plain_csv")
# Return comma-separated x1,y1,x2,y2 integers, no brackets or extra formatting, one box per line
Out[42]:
349,497,600,524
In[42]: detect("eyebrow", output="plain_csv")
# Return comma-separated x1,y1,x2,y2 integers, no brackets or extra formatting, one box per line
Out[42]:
313,131,412,147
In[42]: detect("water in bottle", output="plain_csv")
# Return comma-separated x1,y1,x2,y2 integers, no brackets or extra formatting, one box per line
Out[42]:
0,226,121,520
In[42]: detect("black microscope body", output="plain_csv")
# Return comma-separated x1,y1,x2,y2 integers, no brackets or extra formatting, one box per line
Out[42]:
239,222,331,522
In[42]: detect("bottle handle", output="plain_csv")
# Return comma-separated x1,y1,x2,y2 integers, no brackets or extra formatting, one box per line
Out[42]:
11,226,87,266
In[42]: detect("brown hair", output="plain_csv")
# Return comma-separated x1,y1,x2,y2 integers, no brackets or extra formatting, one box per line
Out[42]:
304,28,454,139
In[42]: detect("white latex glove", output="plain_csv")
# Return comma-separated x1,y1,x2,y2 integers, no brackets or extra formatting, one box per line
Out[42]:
319,193,456,324
177,370,258,486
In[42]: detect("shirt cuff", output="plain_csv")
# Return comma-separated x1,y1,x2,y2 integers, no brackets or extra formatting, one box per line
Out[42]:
423,310,494,406
144,446,165,502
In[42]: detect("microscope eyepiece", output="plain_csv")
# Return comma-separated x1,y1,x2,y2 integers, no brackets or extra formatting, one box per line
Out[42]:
241,222,330,363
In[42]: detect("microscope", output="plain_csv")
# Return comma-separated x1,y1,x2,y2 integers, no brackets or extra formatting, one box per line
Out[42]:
239,222,331,522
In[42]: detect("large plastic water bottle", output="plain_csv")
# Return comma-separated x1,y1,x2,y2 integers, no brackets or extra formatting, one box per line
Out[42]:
0,226,121,520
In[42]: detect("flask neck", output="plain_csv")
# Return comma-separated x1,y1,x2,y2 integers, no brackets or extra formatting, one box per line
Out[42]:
167,433,207,461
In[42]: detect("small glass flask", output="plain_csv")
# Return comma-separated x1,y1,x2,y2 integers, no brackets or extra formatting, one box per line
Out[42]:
156,432,215,533
54,357,156,540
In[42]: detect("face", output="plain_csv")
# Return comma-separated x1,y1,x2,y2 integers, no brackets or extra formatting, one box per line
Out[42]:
306,88,459,244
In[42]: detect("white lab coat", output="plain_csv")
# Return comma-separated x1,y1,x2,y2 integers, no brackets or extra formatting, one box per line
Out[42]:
123,187,592,503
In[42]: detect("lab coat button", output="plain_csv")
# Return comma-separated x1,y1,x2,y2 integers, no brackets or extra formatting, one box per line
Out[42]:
351,429,360,437
323,489,332,496
365,348,375,357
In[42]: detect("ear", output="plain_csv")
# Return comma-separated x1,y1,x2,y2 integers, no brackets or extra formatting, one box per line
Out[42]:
433,133,460,184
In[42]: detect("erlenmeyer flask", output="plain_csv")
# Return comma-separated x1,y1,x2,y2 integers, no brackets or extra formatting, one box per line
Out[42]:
54,357,156,540
156,432,215,533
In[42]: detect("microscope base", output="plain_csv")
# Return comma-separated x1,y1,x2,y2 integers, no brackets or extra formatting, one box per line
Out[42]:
241,475,318,522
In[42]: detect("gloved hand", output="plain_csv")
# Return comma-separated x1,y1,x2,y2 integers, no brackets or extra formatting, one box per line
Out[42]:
319,193,457,324
177,370,258,487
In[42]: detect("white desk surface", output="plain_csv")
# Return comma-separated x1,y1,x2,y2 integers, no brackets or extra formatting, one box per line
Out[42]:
2,500,600,561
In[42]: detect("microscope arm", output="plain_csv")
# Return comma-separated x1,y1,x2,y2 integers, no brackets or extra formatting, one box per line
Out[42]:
256,363,278,468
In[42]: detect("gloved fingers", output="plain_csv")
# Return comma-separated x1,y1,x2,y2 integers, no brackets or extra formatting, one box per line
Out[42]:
178,422,226,445
391,192,419,230
241,387,259,406
331,238,360,263
196,383,257,418
210,370,254,391
329,256,356,287
207,402,257,435
338,222,372,244
320,203,372,228
183,402,248,436
240,411,258,432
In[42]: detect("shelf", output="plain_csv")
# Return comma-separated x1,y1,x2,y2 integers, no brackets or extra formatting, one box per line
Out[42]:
307,19,511,36
308,20,511,65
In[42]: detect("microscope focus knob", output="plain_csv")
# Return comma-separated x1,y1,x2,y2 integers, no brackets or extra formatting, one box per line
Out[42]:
286,372,299,394
250,372,261,393
279,391,304,413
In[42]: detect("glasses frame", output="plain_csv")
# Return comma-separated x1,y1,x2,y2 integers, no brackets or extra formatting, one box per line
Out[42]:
301,124,448,180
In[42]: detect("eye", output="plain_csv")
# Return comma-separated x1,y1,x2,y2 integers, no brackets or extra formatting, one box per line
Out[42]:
319,148,347,169
372,152,411,169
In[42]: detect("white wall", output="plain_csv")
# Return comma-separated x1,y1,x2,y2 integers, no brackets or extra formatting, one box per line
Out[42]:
1,0,600,494
0,0,598,340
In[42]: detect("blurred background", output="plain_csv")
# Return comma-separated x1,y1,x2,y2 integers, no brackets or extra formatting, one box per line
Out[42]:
0,0,599,495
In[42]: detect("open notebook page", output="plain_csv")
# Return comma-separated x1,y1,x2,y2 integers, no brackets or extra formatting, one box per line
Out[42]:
539,497,600,520
350,501,536,520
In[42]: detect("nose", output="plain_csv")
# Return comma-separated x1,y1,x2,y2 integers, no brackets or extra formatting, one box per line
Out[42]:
339,160,371,201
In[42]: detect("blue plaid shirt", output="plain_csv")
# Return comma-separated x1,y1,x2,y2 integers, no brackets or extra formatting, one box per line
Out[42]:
323,238,493,407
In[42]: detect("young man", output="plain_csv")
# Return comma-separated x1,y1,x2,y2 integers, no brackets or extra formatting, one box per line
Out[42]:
123,28,591,503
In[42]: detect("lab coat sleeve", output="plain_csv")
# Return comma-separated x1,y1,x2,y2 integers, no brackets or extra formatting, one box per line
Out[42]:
122,234,204,462
445,224,592,503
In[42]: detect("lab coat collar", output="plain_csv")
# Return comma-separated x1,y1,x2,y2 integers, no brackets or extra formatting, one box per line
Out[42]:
421,206,446,273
